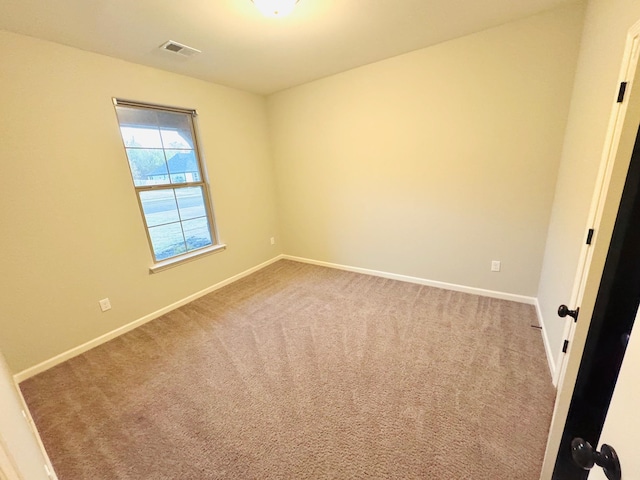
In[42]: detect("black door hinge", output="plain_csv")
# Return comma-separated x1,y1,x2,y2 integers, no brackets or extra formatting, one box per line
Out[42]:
617,82,628,103
586,228,595,245
562,339,570,353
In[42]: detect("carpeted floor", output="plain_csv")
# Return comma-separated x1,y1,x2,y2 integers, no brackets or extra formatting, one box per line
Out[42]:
20,260,555,479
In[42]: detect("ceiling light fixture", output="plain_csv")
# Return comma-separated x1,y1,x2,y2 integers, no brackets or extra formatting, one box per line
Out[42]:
251,0,299,17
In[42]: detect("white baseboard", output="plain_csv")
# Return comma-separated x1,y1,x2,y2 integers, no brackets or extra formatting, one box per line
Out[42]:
535,299,557,384
14,255,285,383
283,255,537,305
286,255,556,382
15,253,540,383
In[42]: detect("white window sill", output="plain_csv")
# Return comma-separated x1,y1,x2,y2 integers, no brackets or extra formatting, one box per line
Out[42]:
149,244,227,274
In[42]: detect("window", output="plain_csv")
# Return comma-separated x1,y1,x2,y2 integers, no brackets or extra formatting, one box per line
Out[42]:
113,99,222,270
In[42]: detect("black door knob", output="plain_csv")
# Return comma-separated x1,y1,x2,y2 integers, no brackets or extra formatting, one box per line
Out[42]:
558,304,579,321
571,438,621,480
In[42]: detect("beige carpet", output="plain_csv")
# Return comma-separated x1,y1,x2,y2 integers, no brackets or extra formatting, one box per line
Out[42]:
21,260,555,479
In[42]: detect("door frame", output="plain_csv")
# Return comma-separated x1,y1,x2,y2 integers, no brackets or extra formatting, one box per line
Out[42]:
540,18,640,479
0,436,22,480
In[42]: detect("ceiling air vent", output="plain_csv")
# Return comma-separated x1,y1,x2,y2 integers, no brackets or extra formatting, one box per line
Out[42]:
159,40,201,58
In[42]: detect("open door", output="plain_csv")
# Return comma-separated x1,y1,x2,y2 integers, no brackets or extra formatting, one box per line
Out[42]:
541,17,640,480
552,120,640,477
552,22,640,391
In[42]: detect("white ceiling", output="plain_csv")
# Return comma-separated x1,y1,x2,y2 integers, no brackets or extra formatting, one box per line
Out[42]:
0,0,578,95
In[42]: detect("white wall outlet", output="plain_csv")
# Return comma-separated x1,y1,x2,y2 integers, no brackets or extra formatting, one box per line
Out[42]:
99,298,112,312
491,260,501,272
270,237,275,245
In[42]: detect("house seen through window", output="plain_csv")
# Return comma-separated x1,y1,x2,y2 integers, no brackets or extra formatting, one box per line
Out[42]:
114,100,218,264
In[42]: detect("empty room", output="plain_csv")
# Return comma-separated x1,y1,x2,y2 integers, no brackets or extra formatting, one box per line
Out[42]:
2,0,640,478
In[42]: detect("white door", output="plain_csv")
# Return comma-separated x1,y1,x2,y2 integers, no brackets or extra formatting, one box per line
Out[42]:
540,19,640,478
587,308,640,480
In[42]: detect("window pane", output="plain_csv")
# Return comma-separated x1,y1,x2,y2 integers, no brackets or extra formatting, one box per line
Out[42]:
116,107,164,148
183,217,212,252
165,150,199,184
139,190,180,227
157,111,194,149
176,187,206,220
116,106,159,128
126,148,168,186
120,127,163,148
148,223,186,261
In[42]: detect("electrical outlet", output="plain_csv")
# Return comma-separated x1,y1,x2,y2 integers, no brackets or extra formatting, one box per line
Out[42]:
491,260,501,272
99,298,112,312
270,237,275,245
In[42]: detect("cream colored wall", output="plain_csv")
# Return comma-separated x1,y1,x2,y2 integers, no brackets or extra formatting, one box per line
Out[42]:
267,5,584,297
0,31,281,373
537,0,640,375
0,5,588,375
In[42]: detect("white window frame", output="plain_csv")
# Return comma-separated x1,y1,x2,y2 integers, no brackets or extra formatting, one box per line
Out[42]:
113,98,225,272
